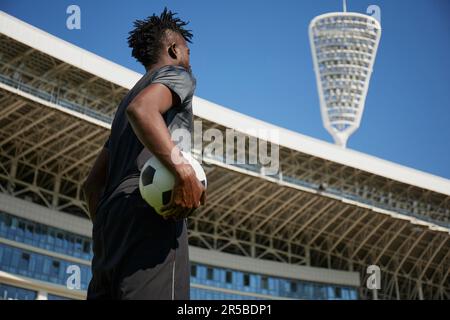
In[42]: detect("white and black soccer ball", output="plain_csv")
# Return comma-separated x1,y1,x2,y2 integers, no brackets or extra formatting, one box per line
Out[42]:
139,151,207,215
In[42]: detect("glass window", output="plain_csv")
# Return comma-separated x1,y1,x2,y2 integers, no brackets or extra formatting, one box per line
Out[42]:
290,281,297,293
42,258,50,275
0,226,361,301
341,288,350,299
82,240,91,254
67,235,75,254
304,283,314,298
48,230,55,245
318,285,327,299
0,244,91,290
19,253,30,270
63,235,70,250
51,260,60,277
243,274,250,287
47,294,73,300
250,274,258,289
34,255,44,274
335,287,342,298
225,271,232,284
206,267,213,280
261,276,268,290
0,283,36,300
350,289,358,300
11,250,20,267
191,264,197,277
11,217,18,229
17,221,25,237
5,215,12,228
40,225,48,242
0,212,92,261
235,272,243,286
25,224,34,238
56,232,64,248
34,224,42,244
75,238,83,252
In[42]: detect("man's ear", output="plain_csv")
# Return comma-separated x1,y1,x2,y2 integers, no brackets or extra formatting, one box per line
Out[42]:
168,43,177,60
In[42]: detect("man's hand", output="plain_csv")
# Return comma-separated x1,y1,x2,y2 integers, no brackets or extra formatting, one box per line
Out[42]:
160,162,206,221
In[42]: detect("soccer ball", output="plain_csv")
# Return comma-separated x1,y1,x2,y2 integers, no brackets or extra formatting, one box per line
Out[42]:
139,151,207,215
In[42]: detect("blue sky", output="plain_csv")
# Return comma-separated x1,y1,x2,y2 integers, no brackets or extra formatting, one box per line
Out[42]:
1,0,450,179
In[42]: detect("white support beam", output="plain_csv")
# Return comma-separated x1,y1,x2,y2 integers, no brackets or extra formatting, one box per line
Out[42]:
0,111,54,148
417,236,447,281
0,100,26,121
305,205,352,245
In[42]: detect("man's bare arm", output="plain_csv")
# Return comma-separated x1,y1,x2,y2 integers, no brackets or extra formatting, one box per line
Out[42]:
126,83,205,218
127,83,184,173
82,147,109,221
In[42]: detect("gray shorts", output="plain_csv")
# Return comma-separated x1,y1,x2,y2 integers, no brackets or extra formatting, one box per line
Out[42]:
87,192,190,300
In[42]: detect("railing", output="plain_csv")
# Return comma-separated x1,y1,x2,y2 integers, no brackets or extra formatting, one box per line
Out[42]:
196,155,449,229
0,74,113,124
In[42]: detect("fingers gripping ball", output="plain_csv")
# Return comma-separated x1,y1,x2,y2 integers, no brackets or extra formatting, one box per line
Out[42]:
139,151,207,215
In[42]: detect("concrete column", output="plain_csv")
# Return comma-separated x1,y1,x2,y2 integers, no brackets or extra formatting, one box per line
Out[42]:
36,290,48,300
417,281,424,300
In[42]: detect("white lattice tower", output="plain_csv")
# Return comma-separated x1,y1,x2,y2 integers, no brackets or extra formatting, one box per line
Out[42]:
309,11,381,147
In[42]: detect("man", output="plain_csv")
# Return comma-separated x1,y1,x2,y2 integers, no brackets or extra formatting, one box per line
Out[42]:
82,8,205,300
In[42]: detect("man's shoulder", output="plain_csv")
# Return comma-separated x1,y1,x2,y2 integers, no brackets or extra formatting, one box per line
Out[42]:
150,65,196,102
152,65,195,84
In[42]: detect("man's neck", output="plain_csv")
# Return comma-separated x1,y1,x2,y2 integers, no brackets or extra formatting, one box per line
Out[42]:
145,59,177,74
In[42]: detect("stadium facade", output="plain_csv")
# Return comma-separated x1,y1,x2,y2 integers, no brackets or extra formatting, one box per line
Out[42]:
0,11,449,300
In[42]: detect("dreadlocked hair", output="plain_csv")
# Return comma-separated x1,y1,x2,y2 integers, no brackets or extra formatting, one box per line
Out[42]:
128,7,193,67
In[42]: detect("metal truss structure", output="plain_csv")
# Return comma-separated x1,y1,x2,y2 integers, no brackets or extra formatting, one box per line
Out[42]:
0,15,449,300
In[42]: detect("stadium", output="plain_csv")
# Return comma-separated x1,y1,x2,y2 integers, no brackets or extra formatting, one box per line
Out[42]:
0,11,449,300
